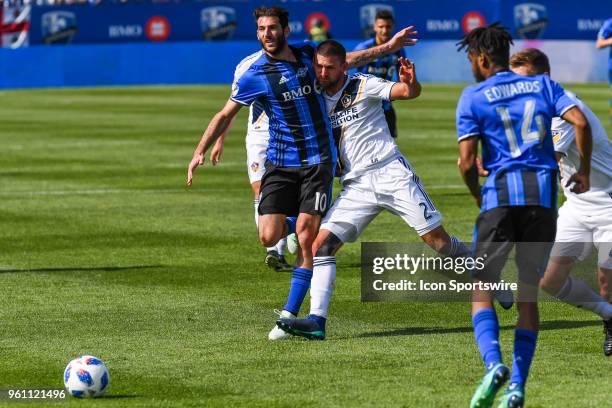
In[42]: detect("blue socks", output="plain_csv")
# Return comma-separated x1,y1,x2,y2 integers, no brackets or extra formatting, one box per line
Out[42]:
285,217,297,235
473,309,538,387
472,308,502,370
510,328,538,387
283,267,312,316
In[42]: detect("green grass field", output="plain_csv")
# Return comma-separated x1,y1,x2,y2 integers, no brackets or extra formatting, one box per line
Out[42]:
0,84,610,407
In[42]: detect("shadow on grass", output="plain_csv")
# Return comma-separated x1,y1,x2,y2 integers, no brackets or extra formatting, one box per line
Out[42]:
357,319,601,338
101,395,140,399
0,265,164,274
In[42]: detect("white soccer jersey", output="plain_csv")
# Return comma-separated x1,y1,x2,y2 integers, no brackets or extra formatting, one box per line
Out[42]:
323,73,398,183
246,103,269,144
233,51,270,183
245,104,269,184
552,91,612,208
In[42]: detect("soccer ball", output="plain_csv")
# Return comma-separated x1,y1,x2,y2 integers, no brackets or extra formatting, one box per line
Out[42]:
63,355,110,398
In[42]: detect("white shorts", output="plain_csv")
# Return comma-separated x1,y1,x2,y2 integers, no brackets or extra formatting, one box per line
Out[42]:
246,132,268,184
550,199,612,268
321,157,442,242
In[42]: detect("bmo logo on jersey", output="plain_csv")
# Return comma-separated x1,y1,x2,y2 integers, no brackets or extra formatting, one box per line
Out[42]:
281,83,322,102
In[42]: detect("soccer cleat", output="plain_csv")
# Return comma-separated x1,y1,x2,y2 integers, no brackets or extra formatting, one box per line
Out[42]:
276,255,292,272
497,385,524,408
470,363,510,408
287,233,299,255
276,315,326,340
495,288,514,310
604,318,612,356
268,309,295,340
264,250,281,270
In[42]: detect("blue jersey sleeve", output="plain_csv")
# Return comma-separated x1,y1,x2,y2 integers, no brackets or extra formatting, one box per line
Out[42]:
353,40,370,52
456,88,480,141
231,68,266,106
547,78,576,117
598,18,612,39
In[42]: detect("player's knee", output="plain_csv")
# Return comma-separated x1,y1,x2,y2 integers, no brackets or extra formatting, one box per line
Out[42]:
259,228,279,247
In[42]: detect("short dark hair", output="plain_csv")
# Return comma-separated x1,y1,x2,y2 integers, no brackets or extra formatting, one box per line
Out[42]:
510,48,550,74
253,6,289,29
316,40,346,64
456,22,514,67
375,9,394,22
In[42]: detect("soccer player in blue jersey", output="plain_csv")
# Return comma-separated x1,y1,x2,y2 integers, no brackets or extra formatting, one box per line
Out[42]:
456,24,592,408
596,18,612,123
354,9,406,138
186,6,418,340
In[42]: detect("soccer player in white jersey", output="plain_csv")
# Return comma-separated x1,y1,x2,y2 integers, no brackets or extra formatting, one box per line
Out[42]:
276,40,470,340
509,48,612,356
210,95,293,271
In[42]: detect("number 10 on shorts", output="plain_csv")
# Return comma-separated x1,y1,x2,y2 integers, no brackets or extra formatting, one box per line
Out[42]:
315,192,328,212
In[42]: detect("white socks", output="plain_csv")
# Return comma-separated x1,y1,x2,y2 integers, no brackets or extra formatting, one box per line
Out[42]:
310,256,336,318
556,276,612,320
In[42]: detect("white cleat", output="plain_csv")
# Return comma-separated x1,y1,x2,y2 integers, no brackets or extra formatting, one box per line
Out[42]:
286,233,299,255
268,309,296,340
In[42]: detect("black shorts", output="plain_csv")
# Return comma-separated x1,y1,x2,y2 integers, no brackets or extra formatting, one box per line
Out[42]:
384,106,398,139
472,206,557,286
258,161,334,217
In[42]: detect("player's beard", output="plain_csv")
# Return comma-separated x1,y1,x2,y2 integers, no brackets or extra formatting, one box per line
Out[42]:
473,66,486,83
260,34,287,57
318,73,343,91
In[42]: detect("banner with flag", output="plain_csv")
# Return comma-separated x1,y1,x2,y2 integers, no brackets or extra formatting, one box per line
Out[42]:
1,5,30,48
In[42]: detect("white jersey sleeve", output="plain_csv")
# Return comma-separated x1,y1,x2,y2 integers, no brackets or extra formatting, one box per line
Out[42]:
551,116,575,155
361,74,394,101
553,91,612,208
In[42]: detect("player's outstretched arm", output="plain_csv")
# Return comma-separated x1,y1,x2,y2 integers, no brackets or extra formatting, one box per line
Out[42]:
187,99,242,186
560,106,592,193
458,137,482,208
390,57,421,100
346,26,418,69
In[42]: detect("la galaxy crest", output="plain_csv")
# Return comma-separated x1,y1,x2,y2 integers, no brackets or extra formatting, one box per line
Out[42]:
340,93,354,109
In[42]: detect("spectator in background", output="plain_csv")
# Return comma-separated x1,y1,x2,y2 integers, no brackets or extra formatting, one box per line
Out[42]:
596,18,612,124
308,18,331,45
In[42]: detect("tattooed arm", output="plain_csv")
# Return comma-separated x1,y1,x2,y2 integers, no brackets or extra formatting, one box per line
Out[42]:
346,26,418,69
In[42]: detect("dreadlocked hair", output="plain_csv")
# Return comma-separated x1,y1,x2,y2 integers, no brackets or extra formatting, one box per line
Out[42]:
457,22,513,67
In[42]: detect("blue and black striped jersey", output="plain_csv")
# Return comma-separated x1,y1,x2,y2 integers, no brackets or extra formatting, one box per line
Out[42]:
231,43,337,168
456,71,576,212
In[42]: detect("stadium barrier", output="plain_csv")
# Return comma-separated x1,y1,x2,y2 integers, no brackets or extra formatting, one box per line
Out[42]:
0,40,607,89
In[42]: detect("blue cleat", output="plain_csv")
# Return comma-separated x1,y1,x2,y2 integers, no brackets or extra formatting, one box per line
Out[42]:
276,315,326,340
497,384,525,408
470,363,510,408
